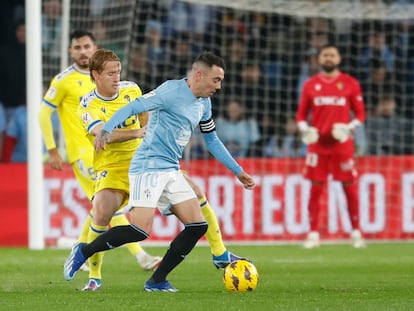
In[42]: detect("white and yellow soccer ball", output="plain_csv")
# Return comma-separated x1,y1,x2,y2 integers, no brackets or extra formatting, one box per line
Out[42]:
223,260,259,292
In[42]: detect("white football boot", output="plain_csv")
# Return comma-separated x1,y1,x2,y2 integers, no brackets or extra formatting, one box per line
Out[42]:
137,252,162,271
351,229,366,248
303,231,320,249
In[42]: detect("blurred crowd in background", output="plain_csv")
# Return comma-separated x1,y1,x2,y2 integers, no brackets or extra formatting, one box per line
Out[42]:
1,0,414,162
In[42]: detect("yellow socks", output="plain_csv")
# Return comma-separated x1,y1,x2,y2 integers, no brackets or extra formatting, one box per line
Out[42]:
200,196,226,256
87,223,106,279
78,211,93,243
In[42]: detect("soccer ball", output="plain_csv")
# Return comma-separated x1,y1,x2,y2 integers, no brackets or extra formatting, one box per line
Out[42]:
223,260,259,292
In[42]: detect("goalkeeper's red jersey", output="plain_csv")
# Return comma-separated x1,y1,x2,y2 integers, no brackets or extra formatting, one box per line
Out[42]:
296,71,366,155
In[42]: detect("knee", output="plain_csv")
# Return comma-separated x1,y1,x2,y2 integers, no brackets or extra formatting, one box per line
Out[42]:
186,221,208,238
93,211,111,226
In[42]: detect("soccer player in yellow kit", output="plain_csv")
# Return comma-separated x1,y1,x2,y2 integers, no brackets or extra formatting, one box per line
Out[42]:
78,49,151,290
38,30,162,282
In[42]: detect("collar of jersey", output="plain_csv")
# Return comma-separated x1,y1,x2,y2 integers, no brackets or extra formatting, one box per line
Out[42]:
94,89,119,101
72,64,90,75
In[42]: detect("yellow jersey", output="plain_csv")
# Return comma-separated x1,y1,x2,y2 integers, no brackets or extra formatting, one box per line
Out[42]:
78,81,143,172
42,65,95,163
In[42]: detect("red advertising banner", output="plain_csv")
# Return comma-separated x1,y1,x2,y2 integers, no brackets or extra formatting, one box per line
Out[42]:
1,156,414,247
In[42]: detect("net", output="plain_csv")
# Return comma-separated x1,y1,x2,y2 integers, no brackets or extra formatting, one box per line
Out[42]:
39,0,414,246
42,0,136,88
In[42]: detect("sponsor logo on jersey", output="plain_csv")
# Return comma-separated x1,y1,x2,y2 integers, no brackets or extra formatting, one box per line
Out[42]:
314,96,346,106
176,128,191,146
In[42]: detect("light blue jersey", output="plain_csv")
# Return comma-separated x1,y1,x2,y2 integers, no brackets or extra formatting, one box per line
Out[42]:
103,78,243,175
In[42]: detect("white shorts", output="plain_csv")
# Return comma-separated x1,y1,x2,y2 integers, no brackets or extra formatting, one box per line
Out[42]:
128,170,197,215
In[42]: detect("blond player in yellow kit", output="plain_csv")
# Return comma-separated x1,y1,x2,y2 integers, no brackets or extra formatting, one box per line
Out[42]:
77,48,153,290
38,31,162,284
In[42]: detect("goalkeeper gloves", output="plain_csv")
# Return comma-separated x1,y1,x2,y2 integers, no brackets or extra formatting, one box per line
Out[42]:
297,121,319,145
332,120,361,143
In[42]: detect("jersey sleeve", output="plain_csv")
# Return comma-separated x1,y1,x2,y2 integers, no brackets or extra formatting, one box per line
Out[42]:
103,88,164,134
78,97,104,134
42,76,66,109
38,103,57,150
38,77,66,150
349,78,366,124
296,80,311,123
202,131,243,175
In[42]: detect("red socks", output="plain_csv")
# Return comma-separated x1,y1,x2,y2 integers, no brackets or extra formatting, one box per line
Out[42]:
343,183,360,230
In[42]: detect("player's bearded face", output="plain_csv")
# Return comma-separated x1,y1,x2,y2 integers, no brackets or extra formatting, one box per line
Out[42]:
320,62,338,73
70,37,97,69
319,48,341,74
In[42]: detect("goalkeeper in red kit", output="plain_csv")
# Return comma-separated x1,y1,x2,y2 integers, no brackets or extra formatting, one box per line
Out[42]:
296,44,366,249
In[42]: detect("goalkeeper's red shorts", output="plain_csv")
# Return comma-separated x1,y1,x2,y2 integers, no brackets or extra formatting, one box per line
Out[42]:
303,152,357,182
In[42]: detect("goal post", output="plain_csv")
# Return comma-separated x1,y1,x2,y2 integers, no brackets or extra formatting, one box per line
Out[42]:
27,0,44,250
28,0,138,249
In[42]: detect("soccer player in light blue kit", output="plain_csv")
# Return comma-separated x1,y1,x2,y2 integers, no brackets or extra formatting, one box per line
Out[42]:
64,51,256,292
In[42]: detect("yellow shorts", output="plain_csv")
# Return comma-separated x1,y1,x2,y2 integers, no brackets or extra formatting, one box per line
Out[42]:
95,165,129,195
72,155,96,201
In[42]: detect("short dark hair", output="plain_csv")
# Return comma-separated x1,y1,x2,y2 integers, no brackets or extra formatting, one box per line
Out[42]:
70,30,96,43
319,44,340,54
194,51,226,71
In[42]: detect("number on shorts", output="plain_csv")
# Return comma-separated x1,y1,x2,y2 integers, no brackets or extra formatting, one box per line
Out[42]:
305,153,318,167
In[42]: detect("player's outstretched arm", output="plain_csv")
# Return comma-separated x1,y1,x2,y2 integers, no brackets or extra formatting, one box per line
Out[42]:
94,99,146,153
110,126,147,142
203,131,255,189
90,121,147,145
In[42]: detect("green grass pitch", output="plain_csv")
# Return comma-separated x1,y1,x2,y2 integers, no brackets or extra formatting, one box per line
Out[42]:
1,243,413,311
